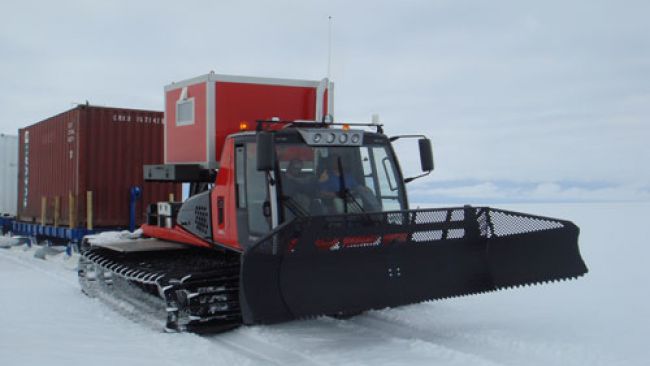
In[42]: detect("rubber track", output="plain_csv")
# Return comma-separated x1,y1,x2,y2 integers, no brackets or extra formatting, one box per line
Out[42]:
78,247,242,333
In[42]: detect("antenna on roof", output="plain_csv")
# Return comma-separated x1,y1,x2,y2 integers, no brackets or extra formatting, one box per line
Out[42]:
327,15,333,81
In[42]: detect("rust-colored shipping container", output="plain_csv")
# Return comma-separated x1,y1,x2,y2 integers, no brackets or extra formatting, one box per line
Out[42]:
17,105,180,228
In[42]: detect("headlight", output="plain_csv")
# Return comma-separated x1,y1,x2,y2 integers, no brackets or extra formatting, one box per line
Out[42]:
326,133,336,143
313,133,322,143
339,133,348,143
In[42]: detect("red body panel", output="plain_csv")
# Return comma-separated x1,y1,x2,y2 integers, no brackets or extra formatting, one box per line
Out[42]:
142,224,212,249
211,138,240,250
214,82,317,161
141,139,240,252
165,83,207,164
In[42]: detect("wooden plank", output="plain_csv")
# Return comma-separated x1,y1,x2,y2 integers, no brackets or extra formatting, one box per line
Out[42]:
86,191,93,230
40,197,46,225
54,196,60,227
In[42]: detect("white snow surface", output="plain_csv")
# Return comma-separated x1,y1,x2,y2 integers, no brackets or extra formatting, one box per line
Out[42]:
0,203,647,366
85,229,143,244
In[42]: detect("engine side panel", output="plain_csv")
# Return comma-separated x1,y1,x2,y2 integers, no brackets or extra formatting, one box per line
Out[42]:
177,191,212,241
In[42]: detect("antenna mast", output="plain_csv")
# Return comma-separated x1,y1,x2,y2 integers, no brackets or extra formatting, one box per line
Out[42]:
327,15,333,80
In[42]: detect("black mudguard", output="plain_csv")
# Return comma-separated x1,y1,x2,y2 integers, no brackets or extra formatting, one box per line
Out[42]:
239,206,587,324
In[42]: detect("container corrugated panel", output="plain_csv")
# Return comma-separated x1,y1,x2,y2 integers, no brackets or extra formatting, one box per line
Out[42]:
0,134,18,215
17,105,180,228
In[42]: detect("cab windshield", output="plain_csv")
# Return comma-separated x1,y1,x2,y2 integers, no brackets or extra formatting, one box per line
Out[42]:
276,143,406,218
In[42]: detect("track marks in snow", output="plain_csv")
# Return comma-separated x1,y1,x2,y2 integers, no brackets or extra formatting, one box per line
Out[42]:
228,315,509,366
207,328,331,366
350,310,610,366
328,316,505,366
350,314,514,366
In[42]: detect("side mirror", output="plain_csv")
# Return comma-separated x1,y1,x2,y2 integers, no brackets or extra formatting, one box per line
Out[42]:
256,132,275,171
390,134,434,183
418,138,434,172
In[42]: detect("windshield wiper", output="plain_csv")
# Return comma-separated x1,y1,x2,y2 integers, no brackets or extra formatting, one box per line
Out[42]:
336,157,348,214
344,189,367,213
336,156,366,213
281,195,309,218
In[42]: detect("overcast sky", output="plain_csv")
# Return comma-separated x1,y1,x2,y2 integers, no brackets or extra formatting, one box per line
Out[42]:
1,0,648,202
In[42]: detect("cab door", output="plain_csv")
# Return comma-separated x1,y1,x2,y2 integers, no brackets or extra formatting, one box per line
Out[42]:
234,141,272,249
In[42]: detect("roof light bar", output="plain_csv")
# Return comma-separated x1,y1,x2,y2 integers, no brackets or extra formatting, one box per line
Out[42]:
298,129,364,147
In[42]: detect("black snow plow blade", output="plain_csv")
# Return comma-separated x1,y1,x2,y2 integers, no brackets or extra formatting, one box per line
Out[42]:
240,206,587,324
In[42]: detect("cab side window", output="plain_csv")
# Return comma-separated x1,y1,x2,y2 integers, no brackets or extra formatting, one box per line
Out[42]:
242,143,270,236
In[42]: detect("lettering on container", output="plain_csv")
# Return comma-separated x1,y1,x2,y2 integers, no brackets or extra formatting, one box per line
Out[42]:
112,114,163,124
22,131,29,208
67,121,76,149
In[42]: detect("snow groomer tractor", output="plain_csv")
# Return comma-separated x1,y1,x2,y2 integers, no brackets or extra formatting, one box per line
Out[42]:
78,73,588,333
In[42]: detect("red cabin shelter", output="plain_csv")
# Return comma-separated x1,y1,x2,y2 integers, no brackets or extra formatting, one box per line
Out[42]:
164,72,333,168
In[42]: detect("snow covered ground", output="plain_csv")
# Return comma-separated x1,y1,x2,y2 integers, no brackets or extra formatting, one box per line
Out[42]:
0,202,647,366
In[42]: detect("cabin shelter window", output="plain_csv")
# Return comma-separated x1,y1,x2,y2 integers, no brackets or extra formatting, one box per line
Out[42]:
176,98,194,126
